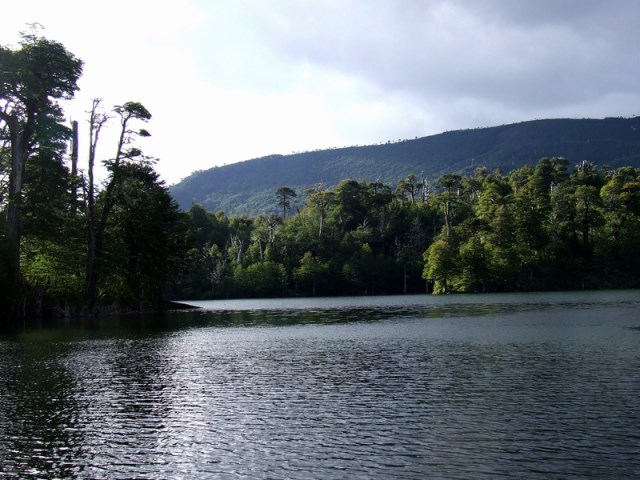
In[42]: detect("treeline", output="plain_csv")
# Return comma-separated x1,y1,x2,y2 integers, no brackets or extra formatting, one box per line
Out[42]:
1,31,186,320
169,116,640,216
3,33,640,321
172,157,640,299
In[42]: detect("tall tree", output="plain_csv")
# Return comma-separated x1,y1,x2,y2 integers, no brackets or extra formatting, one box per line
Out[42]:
434,173,463,239
276,186,296,220
305,183,333,238
396,173,418,204
423,238,457,294
83,98,109,313
0,30,82,296
101,162,186,309
69,119,79,209
84,101,152,313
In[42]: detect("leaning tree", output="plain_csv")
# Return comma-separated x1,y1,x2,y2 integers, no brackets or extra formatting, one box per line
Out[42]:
84,101,153,313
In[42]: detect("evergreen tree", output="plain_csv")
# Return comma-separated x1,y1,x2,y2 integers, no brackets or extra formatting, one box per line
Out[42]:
99,163,186,309
0,30,82,314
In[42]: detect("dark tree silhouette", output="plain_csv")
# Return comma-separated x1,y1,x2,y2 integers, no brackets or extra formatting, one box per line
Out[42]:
276,186,296,220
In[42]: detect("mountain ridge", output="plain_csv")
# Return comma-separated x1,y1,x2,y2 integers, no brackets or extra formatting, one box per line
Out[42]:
170,116,640,215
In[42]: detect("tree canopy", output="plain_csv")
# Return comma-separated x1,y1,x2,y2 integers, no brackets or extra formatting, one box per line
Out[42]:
1,31,186,321
1,30,83,304
172,158,640,300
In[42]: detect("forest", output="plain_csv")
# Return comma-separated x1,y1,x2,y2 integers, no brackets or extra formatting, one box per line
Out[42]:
172,158,640,299
1,31,186,320
2,32,640,321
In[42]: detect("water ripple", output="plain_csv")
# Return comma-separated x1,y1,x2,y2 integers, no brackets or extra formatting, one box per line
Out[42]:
1,294,639,478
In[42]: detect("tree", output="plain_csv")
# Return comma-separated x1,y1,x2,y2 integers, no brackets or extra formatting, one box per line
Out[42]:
396,173,418,204
293,251,329,296
100,163,186,309
509,166,551,288
83,98,109,312
534,157,569,193
573,184,603,287
305,183,334,238
423,238,457,294
333,179,370,233
342,243,380,294
84,101,152,313
233,260,288,297
599,167,640,285
547,183,581,288
600,167,640,240
276,186,296,220
434,173,463,238
457,230,490,292
0,30,83,297
17,144,85,317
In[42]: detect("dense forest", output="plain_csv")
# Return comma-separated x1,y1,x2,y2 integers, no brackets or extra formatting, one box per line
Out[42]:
171,158,640,299
1,31,186,320
2,32,640,321
170,116,640,216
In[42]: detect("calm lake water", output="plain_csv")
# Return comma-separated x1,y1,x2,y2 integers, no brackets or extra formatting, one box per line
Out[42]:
1,291,639,479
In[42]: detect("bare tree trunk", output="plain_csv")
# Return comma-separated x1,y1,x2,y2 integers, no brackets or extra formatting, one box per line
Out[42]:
421,175,429,203
70,120,79,209
403,266,408,294
5,117,23,286
444,199,451,239
84,100,108,314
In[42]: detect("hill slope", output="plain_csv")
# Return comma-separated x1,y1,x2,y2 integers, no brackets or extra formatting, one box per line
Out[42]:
170,117,640,215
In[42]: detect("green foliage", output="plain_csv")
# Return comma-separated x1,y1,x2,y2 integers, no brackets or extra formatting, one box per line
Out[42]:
0,226,14,304
233,261,288,297
21,237,84,306
293,252,330,296
172,157,640,299
0,31,192,318
4,29,640,317
423,238,458,294
1,31,84,314
0,32,83,105
275,186,297,219
99,163,187,308
170,117,640,216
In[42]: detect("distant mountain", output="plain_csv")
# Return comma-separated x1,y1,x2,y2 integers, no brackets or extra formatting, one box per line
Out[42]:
170,117,640,216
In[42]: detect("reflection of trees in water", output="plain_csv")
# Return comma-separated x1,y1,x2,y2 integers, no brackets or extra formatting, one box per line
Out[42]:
0,340,84,477
0,327,179,477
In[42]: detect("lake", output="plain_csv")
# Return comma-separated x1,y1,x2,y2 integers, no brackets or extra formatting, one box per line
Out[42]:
1,290,639,479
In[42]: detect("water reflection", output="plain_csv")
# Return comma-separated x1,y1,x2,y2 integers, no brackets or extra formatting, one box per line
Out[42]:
0,291,639,478
0,341,85,477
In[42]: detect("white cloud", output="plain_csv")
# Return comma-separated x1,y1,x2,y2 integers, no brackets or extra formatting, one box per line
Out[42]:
2,0,640,185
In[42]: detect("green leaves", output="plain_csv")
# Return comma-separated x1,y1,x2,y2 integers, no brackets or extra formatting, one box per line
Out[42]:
114,101,152,121
1,32,83,106
100,163,187,308
1,31,83,315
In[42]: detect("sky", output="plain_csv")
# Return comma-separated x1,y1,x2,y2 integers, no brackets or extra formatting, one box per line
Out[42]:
2,0,640,185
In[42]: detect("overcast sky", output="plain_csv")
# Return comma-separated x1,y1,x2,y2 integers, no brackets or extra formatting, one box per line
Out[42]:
2,0,639,185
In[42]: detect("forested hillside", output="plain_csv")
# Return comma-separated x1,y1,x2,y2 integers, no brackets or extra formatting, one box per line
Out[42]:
170,117,640,215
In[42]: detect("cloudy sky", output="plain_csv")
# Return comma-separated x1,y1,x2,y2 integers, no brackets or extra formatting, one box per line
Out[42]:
2,0,639,185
